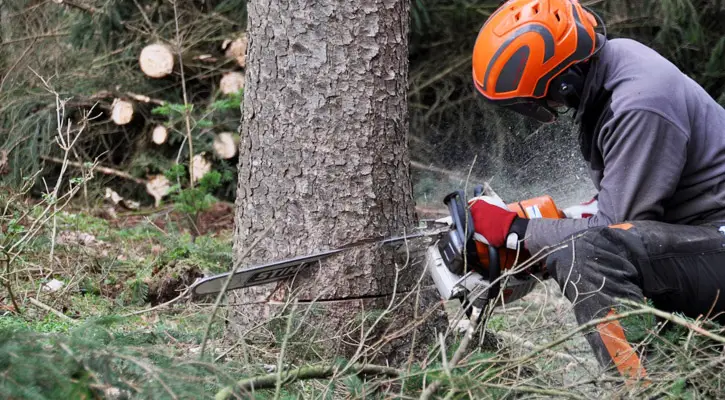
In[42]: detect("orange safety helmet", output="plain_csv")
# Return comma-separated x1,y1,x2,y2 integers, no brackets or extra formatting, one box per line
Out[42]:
472,0,603,123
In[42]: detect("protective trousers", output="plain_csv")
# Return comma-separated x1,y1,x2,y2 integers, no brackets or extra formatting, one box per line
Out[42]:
545,220,725,381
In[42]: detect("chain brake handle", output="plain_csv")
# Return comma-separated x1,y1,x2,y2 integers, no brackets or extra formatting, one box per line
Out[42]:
443,188,502,304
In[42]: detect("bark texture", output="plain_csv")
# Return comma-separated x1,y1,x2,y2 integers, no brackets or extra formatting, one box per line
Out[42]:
233,0,447,364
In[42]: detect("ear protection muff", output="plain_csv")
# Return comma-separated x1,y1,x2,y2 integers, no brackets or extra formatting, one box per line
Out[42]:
547,63,588,110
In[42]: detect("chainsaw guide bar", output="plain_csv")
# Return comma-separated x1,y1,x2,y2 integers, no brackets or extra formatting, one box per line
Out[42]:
189,226,448,296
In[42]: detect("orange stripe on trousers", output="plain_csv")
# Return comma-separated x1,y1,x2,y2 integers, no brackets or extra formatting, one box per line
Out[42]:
596,310,649,385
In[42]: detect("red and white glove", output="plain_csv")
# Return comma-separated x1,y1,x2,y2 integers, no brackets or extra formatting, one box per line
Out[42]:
468,196,528,249
562,196,598,219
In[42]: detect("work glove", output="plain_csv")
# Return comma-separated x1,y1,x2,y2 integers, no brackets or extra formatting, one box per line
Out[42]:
468,196,529,249
562,196,598,219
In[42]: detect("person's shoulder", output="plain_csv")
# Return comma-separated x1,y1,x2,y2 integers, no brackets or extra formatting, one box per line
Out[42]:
604,38,688,129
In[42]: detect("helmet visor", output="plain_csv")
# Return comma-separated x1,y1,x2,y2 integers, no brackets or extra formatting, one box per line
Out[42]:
490,97,557,124
473,78,558,123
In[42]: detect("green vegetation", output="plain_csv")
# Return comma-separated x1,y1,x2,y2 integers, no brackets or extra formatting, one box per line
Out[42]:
2,0,725,399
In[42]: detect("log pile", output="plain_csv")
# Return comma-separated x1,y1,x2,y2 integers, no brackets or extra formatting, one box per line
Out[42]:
2,0,250,208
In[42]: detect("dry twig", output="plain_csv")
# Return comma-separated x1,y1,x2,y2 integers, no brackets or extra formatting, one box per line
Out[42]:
40,156,146,185
29,297,76,323
198,225,273,358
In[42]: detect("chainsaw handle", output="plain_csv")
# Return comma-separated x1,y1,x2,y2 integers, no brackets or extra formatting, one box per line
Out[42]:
473,184,484,197
443,190,474,242
487,245,501,301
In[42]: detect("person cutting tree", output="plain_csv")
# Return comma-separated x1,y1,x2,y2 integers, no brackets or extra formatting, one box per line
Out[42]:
468,0,725,381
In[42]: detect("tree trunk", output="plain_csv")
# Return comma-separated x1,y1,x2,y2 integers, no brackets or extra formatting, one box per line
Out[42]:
233,0,447,365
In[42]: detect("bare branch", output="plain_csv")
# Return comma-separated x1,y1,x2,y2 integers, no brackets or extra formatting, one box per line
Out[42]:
52,0,98,14
29,297,77,323
40,156,146,185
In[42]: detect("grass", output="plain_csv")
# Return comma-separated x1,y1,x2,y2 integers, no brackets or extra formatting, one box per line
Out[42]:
3,189,725,399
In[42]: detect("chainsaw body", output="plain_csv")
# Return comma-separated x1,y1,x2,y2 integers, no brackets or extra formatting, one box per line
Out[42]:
427,188,562,308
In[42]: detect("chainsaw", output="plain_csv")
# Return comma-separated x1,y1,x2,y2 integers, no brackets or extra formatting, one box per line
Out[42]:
190,185,564,312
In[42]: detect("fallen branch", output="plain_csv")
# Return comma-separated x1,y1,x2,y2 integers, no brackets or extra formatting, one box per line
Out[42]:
2,253,21,315
89,90,166,106
495,330,596,368
618,299,725,345
509,308,655,366
199,225,273,358
0,32,69,47
502,297,725,371
29,297,77,323
420,304,485,400
214,363,400,399
126,92,166,106
121,288,191,318
482,382,587,400
41,156,146,185
52,0,98,14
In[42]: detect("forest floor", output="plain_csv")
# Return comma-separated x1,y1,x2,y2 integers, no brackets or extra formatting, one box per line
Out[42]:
1,197,721,399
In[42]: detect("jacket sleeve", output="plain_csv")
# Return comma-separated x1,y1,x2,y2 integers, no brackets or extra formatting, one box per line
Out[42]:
524,109,689,254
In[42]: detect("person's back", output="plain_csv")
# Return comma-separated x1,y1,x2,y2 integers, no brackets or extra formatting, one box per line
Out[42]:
579,37,725,226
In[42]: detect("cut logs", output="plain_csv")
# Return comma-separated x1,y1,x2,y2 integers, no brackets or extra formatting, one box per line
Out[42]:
111,99,134,125
191,153,212,183
223,34,248,68
139,43,175,78
213,132,239,159
146,174,171,207
220,72,245,95
152,125,168,145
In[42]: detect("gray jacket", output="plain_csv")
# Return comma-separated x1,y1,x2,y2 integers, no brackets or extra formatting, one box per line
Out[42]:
525,37,725,253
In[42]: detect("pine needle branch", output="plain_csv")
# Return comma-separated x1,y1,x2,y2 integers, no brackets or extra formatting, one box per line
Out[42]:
617,299,725,344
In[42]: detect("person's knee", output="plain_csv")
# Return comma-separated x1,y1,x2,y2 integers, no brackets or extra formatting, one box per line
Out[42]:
545,226,619,290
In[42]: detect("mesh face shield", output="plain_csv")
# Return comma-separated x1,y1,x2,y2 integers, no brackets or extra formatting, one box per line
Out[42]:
474,78,558,123
494,97,558,123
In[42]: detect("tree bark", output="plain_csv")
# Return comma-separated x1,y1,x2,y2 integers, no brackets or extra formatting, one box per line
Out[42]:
233,0,447,365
